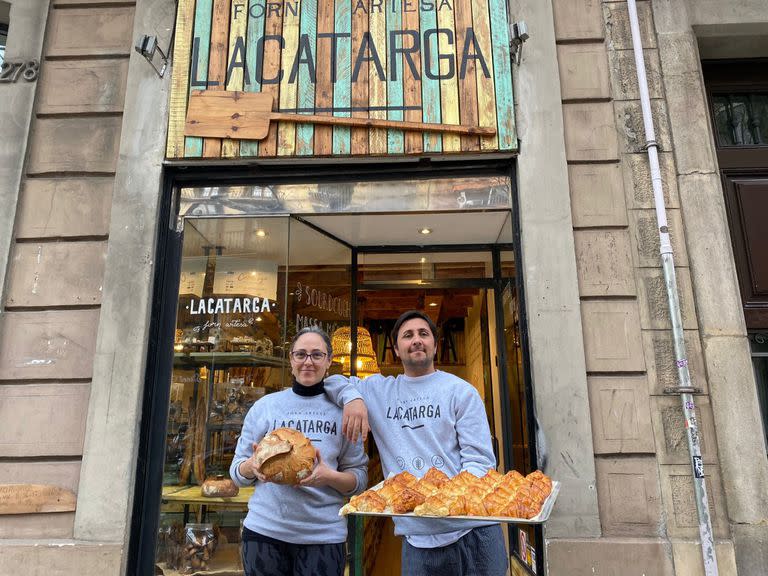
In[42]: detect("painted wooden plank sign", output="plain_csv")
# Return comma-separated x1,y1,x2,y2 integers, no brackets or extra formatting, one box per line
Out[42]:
167,0,517,158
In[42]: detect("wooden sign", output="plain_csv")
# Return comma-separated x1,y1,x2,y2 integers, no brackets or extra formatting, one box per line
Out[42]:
185,90,497,139
0,484,77,515
167,0,516,159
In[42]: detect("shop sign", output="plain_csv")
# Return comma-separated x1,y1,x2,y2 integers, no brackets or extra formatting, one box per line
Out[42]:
167,0,516,158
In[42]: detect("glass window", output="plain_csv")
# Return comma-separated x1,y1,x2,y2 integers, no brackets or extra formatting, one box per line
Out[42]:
180,175,512,217
155,216,351,575
712,93,768,147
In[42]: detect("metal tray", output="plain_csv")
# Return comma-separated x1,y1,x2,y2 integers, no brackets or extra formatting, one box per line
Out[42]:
340,480,560,525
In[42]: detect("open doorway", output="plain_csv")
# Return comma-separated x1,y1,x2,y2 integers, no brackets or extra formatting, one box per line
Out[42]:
349,247,534,575
136,169,544,575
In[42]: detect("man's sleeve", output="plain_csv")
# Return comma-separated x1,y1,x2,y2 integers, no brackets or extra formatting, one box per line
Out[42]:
324,374,366,407
337,437,369,495
229,403,268,487
454,384,498,477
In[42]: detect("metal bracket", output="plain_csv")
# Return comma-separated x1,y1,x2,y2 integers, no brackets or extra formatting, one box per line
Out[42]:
134,35,169,78
509,21,529,66
663,386,702,395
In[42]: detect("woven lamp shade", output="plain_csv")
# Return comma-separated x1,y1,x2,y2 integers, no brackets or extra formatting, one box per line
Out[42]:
331,326,380,378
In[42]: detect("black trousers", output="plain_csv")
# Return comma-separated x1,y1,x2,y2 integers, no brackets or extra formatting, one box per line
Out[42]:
242,529,345,576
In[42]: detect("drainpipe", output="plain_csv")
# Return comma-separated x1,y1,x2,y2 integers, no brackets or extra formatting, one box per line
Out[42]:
625,1,719,574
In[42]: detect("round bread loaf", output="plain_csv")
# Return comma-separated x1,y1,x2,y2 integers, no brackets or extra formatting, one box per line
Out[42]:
254,428,316,485
201,475,239,498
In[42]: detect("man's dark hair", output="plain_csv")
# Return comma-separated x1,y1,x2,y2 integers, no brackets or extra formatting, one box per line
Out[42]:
390,310,438,346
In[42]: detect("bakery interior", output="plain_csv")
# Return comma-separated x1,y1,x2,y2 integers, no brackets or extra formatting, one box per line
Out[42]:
154,213,533,575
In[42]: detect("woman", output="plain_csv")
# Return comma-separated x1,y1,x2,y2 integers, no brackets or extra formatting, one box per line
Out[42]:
230,326,368,576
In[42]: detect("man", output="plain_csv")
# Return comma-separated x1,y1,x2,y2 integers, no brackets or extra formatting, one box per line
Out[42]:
324,310,508,576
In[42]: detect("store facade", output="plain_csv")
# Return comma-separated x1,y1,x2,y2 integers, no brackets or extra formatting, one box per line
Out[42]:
1,0,767,575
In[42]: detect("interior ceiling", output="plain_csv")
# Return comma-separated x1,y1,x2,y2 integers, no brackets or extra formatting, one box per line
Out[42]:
302,211,513,246
185,211,514,263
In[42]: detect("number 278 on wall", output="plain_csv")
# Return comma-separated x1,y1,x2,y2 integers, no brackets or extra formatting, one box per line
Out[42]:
0,60,40,83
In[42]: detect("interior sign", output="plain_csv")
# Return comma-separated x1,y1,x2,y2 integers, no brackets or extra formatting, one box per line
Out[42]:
188,296,274,314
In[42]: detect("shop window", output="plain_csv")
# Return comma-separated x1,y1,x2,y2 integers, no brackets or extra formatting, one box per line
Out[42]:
156,216,352,574
146,172,529,575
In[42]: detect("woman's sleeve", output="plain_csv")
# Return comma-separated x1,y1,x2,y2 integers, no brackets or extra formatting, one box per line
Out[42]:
229,402,268,487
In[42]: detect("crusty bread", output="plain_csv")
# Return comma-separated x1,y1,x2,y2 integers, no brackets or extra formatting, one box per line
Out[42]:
201,476,239,498
254,428,316,485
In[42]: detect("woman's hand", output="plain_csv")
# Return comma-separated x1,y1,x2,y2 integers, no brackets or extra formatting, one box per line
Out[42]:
239,442,268,482
342,399,370,442
299,452,357,494
299,451,333,488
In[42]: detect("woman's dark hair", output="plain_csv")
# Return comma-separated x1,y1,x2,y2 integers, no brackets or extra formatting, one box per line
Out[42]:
290,325,333,356
390,310,438,345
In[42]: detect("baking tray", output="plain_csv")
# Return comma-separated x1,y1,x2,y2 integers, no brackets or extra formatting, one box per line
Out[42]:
340,480,560,524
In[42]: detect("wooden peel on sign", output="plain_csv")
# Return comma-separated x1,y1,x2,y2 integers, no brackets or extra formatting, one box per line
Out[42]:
0,484,77,515
184,90,497,140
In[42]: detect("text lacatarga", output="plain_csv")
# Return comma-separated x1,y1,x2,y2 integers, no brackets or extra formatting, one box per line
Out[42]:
271,419,338,435
386,404,441,421
189,297,274,315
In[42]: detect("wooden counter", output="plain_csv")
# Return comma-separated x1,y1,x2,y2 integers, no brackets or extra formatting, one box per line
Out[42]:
162,485,254,507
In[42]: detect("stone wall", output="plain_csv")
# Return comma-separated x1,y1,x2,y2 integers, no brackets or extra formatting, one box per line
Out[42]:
0,0,133,548
0,0,172,574
547,0,767,574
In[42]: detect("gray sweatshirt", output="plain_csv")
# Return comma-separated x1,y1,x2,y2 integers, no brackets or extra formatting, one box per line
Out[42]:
229,387,368,544
324,371,497,548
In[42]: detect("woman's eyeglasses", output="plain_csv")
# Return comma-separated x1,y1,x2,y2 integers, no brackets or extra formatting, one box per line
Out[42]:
290,350,328,362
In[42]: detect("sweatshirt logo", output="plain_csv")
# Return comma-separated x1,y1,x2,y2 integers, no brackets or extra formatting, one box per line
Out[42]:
272,419,338,436
385,403,441,429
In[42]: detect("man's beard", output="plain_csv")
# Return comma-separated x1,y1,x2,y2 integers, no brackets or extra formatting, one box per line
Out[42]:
400,350,434,371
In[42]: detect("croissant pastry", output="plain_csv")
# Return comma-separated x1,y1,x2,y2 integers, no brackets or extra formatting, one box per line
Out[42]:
340,489,387,515
388,485,426,514
422,467,450,487
339,466,554,521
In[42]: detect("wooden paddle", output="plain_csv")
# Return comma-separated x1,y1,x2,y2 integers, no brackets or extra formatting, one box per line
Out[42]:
184,90,496,140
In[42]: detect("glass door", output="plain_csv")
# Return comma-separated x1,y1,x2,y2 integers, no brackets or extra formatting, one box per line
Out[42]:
152,216,352,576
496,274,541,575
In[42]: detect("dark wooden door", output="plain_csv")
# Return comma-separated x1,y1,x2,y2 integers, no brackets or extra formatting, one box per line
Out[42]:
704,60,768,328
721,173,768,328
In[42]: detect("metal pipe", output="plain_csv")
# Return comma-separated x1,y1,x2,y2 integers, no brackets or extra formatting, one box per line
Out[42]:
625,1,719,574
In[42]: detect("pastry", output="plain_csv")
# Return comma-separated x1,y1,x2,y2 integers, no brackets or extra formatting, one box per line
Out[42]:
340,466,554,521
340,489,387,514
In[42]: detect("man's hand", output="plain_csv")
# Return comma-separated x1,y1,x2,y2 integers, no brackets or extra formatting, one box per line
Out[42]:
342,398,370,442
